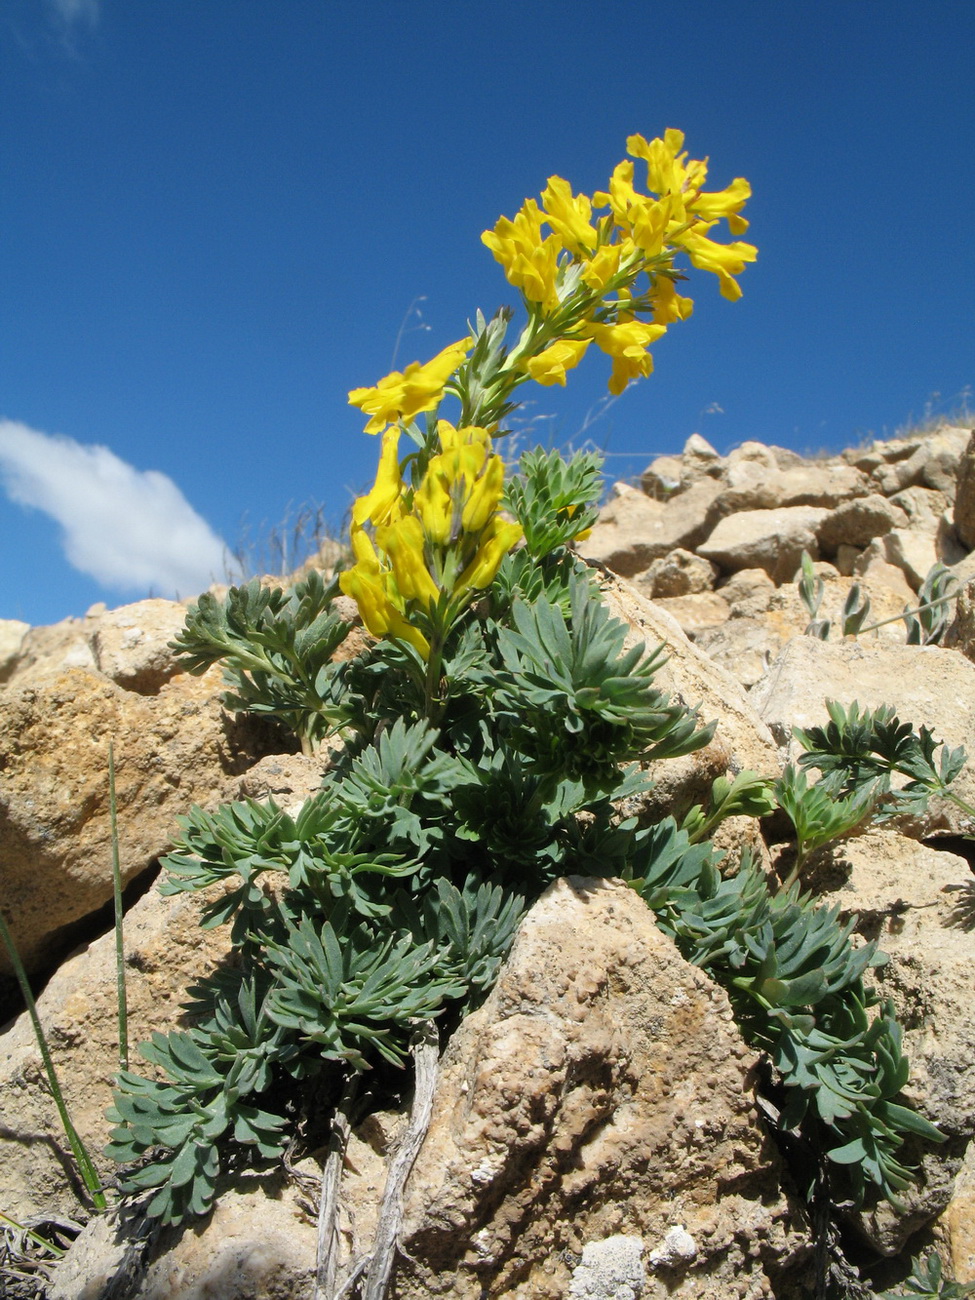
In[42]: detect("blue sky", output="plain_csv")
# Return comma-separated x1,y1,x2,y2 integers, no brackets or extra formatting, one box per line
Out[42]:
2,0,973,627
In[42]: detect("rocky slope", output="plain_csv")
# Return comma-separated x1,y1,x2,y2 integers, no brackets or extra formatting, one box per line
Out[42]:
2,422,975,1298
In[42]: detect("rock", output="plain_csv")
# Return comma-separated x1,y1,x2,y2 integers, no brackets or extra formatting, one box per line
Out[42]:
87,599,190,692
697,506,831,584
0,618,29,676
390,877,808,1298
720,568,776,619
881,528,941,591
681,432,722,476
0,664,277,978
635,548,718,598
952,430,975,549
945,1140,975,1284
851,548,917,602
640,454,684,498
582,480,722,578
653,592,731,639
816,494,908,554
49,1181,318,1300
694,618,784,690
807,830,975,1253
710,462,867,519
597,573,781,781
569,1234,646,1299
0,884,234,1221
749,636,975,836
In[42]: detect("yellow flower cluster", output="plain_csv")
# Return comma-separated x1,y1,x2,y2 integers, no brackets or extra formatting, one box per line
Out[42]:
482,129,756,395
339,422,521,659
348,337,473,435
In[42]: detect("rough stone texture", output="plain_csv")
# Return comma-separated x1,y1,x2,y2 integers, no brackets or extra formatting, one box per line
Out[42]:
0,884,234,1221
635,547,718,599
945,1140,975,1284
597,573,781,782
87,598,192,692
720,568,776,619
807,830,975,1253
953,430,975,549
653,592,731,639
0,617,30,675
881,527,941,590
391,878,808,1299
698,506,830,584
49,1181,318,1300
946,576,975,662
694,618,784,691
816,494,908,553
709,461,866,519
581,480,722,578
749,637,975,836
0,663,278,976
569,1235,646,1299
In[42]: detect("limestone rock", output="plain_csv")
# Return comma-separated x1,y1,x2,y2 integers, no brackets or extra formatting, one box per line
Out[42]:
698,506,830,583
49,1181,318,1300
597,573,781,781
391,877,808,1298
952,430,975,549
0,618,29,675
88,599,191,692
816,494,908,554
0,884,234,1221
720,568,776,619
807,830,975,1253
945,1140,975,1285
635,547,718,599
581,480,722,578
749,637,975,836
0,664,277,977
653,592,731,639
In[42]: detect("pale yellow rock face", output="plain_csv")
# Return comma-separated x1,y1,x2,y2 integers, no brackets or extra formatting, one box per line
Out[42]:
0,662,273,976
0,884,234,1221
388,877,807,1299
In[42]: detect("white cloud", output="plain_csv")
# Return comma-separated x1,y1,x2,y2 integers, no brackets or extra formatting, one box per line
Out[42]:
49,0,100,27
0,419,237,600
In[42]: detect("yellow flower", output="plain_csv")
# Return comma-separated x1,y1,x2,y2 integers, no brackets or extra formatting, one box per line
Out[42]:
539,176,598,255
351,427,404,528
689,176,752,234
579,242,625,294
460,451,505,532
348,336,472,434
378,516,441,610
481,199,560,313
524,337,591,387
677,228,758,301
456,517,523,595
652,276,694,325
583,318,668,395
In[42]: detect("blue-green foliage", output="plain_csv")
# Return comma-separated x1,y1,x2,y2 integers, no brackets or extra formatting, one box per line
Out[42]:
107,448,947,1229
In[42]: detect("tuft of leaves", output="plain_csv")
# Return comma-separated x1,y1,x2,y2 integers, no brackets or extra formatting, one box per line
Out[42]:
170,571,351,752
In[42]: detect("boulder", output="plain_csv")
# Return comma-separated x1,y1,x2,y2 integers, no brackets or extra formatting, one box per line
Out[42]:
0,884,235,1222
653,592,731,639
597,573,781,782
635,547,718,599
391,877,809,1298
0,662,280,979
816,494,908,554
697,506,830,584
945,1139,975,1285
807,830,975,1254
582,480,722,578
